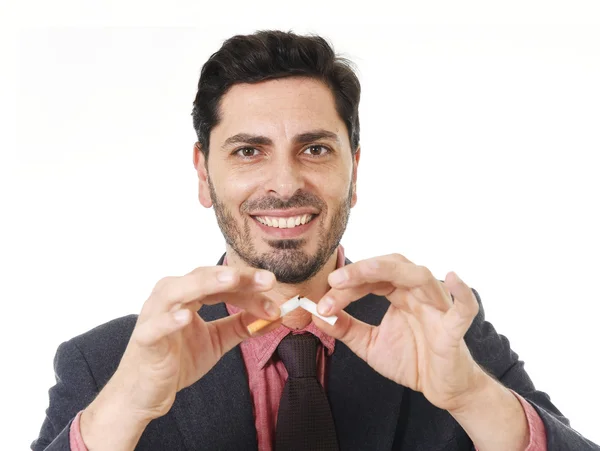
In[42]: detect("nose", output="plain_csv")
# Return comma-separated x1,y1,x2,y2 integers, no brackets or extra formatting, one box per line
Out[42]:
264,155,305,200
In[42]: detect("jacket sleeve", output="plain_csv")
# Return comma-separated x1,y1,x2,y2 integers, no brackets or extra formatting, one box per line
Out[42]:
31,340,99,450
465,288,600,450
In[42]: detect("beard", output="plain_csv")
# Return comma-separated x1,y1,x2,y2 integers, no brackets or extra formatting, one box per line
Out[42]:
208,176,352,284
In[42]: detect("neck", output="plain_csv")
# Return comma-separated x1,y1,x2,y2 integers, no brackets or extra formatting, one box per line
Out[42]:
224,246,339,329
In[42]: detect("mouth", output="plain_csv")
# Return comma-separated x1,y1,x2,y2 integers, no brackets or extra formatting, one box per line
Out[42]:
250,212,319,238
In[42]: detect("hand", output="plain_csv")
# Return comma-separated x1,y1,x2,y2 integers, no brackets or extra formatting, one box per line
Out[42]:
313,253,486,413
107,266,282,422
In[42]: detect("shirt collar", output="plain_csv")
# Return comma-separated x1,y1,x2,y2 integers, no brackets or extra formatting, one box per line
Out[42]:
224,245,345,369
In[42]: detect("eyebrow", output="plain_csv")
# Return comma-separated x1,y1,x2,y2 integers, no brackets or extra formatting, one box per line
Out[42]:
221,129,342,150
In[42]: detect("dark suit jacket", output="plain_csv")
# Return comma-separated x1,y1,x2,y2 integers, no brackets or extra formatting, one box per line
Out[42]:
32,256,600,450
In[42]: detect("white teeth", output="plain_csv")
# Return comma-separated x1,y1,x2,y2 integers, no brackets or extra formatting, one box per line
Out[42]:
255,214,315,229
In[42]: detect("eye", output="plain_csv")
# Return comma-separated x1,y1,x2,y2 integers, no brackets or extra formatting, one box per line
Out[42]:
234,147,260,158
302,145,330,157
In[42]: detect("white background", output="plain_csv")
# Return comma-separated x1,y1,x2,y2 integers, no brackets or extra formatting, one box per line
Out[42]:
3,0,600,448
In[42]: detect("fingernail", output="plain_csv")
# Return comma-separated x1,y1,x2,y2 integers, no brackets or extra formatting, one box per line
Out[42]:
264,301,280,318
318,297,333,315
255,271,274,286
329,270,347,286
174,310,190,323
217,269,235,282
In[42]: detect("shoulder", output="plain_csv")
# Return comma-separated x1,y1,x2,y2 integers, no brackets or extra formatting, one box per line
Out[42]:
70,313,139,350
60,314,139,387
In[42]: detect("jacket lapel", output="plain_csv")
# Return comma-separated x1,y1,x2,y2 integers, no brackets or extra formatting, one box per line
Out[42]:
328,291,405,451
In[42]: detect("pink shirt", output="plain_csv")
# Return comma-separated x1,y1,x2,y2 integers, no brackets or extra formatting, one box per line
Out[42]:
69,246,546,450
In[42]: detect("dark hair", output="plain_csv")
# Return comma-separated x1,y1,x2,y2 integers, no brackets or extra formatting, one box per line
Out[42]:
191,30,361,158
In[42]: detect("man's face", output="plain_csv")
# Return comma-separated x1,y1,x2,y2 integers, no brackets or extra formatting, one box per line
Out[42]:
194,76,359,283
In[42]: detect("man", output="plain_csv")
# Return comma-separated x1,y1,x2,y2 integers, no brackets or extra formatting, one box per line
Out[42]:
32,30,599,451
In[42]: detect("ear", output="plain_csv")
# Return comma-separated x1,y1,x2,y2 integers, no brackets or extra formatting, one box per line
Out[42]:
193,143,213,208
350,146,360,208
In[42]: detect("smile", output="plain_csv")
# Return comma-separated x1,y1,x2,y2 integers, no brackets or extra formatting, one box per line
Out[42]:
250,212,319,239
253,214,315,229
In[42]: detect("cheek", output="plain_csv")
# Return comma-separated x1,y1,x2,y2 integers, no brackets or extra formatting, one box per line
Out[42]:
313,172,351,202
219,173,262,210
223,177,255,196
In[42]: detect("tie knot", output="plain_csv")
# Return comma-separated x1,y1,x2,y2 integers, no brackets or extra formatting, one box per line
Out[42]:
276,334,318,378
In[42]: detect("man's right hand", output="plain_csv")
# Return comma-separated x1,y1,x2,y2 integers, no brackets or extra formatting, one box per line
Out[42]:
80,265,281,450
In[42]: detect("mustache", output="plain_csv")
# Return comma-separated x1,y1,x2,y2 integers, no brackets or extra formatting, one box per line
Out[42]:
241,190,325,213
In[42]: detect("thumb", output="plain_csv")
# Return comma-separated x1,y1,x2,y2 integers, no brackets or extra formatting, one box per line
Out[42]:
209,311,283,356
313,310,375,364
442,272,479,340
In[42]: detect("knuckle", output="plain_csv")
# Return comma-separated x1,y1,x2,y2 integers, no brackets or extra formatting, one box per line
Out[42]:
386,255,402,273
192,265,227,281
186,266,206,276
363,259,379,274
132,323,150,347
153,276,176,293
138,303,153,321
223,267,242,283
189,265,210,274
416,265,433,283
152,276,185,302
390,252,407,263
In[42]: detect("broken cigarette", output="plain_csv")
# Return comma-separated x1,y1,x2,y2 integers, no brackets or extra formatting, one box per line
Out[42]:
246,295,338,335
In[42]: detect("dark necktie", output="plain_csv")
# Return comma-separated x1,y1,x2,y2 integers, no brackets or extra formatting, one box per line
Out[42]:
275,333,339,451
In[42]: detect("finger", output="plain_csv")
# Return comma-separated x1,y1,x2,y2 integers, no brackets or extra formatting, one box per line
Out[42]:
206,310,282,357
442,272,479,340
133,308,193,358
200,291,282,321
325,255,450,313
440,281,452,300
317,282,393,316
312,309,375,363
143,266,276,317
328,254,431,290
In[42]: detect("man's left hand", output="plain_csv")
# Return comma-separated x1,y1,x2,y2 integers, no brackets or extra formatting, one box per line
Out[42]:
313,253,489,413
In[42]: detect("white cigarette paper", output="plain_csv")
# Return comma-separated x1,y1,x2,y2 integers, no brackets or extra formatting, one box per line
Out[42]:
247,295,338,335
275,295,338,325
298,297,338,325
278,295,303,316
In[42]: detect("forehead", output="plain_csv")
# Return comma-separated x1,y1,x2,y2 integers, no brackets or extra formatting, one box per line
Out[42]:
212,77,348,145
